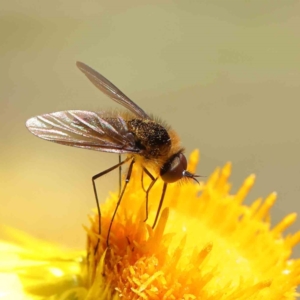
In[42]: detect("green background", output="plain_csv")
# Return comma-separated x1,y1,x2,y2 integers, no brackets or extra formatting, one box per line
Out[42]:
1,1,299,256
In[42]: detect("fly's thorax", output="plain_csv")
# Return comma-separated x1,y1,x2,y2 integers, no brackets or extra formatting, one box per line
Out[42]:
126,119,172,160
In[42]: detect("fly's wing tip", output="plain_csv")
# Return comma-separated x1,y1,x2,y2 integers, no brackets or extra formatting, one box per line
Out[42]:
25,117,38,136
25,117,34,129
76,61,86,72
26,116,44,131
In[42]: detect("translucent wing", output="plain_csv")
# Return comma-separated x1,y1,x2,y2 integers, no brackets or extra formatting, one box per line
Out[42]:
26,110,140,154
76,61,151,120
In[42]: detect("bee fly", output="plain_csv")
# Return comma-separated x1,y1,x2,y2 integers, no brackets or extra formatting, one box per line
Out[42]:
26,62,199,251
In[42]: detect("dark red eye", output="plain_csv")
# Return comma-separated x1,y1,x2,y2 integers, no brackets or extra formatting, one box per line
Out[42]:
160,153,187,183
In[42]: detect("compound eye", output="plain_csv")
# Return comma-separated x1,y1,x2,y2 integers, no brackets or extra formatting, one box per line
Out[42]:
160,153,187,183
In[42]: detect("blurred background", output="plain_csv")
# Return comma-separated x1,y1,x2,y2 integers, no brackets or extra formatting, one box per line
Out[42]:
1,1,299,254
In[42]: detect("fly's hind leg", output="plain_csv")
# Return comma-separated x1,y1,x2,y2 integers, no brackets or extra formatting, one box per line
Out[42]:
106,158,135,247
92,157,130,254
118,154,122,196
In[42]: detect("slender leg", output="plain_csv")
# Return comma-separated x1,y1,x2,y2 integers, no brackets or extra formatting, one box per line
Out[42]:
144,177,158,222
143,167,155,181
141,170,146,192
92,157,130,254
106,158,135,247
118,154,122,196
141,167,155,193
152,183,168,229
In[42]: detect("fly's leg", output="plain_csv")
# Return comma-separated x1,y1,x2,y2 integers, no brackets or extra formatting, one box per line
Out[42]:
106,158,135,247
118,154,122,196
92,157,130,254
152,183,167,229
144,176,158,222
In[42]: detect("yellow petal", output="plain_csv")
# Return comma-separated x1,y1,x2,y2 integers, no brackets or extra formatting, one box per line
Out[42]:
87,150,300,299
1,150,299,299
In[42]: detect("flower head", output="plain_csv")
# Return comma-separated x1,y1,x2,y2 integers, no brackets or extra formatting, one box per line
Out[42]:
86,150,300,299
0,226,87,299
1,150,300,299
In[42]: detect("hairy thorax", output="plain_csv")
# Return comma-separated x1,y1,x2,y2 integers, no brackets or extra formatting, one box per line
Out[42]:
126,119,172,160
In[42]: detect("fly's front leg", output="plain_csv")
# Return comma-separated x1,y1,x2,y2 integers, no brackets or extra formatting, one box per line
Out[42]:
141,167,155,193
144,176,158,222
152,183,168,229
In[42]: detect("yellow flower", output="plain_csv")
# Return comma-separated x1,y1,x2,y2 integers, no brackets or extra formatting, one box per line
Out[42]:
0,226,87,299
1,150,300,299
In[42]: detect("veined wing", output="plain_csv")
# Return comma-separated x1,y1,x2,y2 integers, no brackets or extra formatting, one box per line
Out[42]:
26,110,139,154
76,61,151,120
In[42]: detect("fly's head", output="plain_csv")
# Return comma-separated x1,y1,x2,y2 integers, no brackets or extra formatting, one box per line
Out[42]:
160,151,199,184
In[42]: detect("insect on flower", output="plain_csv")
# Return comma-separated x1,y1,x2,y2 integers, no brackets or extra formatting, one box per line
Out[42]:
26,62,199,251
